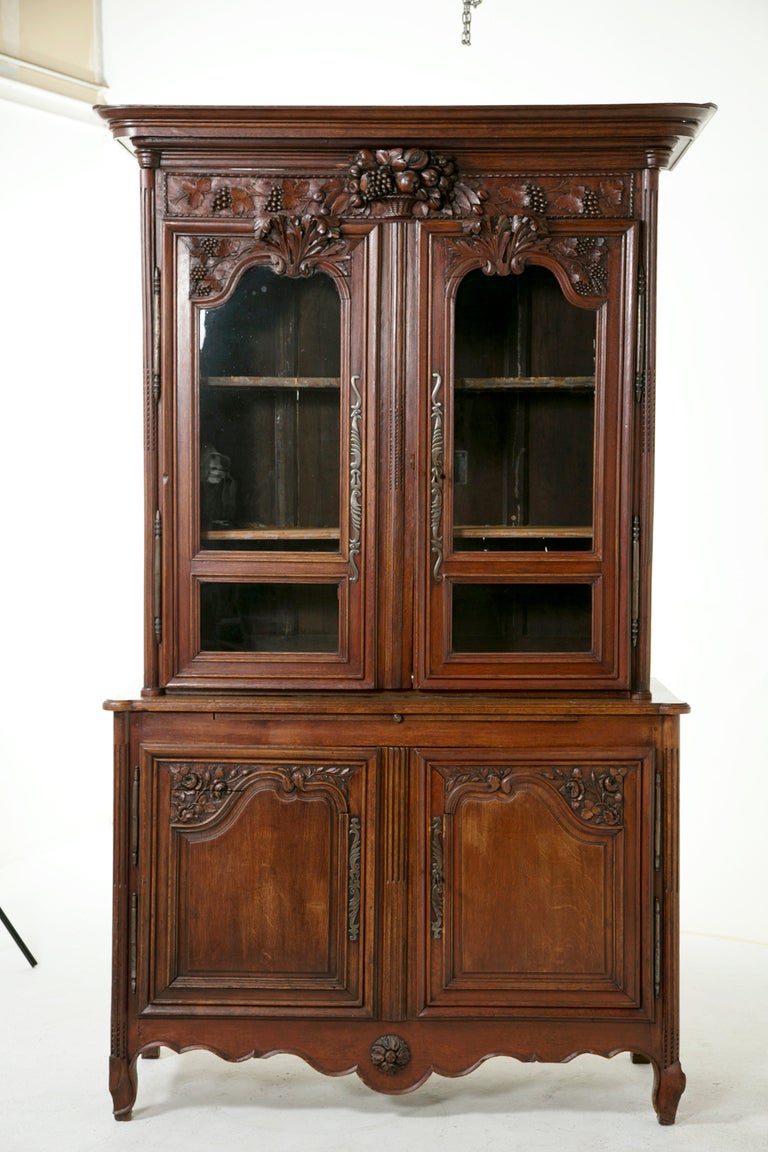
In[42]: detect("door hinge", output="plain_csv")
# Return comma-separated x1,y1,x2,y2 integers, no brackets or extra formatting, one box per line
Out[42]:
152,267,161,404
654,896,662,998
130,766,140,867
634,264,647,405
153,509,162,644
130,893,138,993
631,515,641,647
654,769,662,871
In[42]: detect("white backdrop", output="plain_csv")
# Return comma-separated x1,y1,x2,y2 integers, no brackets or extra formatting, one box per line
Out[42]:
1,0,766,948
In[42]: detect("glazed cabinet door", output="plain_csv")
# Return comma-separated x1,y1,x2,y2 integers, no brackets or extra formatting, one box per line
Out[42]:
419,745,654,1017
165,220,378,690
416,216,639,690
135,743,375,1017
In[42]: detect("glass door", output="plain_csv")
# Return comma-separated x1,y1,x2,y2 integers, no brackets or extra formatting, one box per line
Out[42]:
172,239,374,689
419,227,629,689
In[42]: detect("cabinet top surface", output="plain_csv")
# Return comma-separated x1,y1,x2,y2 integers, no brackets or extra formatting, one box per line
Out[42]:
95,102,716,170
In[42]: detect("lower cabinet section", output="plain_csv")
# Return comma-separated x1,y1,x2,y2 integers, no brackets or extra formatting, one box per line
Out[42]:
108,694,687,1123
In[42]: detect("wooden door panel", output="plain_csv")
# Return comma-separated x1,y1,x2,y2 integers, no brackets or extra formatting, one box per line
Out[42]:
421,749,652,1015
140,748,375,1015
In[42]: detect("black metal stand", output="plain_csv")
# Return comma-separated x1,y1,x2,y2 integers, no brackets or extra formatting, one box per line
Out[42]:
0,906,37,967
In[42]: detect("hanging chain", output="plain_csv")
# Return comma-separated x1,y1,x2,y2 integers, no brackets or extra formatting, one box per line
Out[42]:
462,0,483,45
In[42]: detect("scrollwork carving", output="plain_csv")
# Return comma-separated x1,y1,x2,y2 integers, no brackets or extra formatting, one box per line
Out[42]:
348,374,363,583
430,372,444,581
347,816,361,943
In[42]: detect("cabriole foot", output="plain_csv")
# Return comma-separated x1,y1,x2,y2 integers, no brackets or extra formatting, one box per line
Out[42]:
109,1055,138,1121
652,1059,686,1125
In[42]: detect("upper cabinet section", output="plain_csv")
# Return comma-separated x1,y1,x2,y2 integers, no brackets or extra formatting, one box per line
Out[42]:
97,104,715,696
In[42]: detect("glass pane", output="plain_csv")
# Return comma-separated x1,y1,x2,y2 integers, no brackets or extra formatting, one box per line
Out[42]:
452,266,595,553
200,583,340,653
198,266,341,551
452,583,592,654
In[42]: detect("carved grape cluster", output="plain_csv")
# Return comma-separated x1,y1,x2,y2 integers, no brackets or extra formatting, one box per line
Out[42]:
264,185,283,213
348,147,457,215
580,189,601,217
524,182,548,214
211,186,232,212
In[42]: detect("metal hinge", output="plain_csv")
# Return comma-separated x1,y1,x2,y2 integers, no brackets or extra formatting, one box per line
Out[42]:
654,897,662,998
635,264,647,404
153,510,162,644
631,515,641,647
654,770,662,871
130,893,138,993
152,267,161,404
131,766,140,867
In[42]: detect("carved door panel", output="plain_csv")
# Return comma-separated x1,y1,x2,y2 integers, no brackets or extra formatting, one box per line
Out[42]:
415,216,639,691
137,746,375,1016
168,218,378,691
419,747,653,1016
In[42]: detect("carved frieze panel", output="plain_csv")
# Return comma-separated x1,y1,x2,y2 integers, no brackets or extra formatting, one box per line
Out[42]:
166,169,632,223
167,760,356,826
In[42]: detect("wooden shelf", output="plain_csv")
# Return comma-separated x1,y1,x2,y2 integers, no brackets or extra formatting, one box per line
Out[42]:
202,376,340,389
456,376,595,391
454,525,592,539
202,526,340,541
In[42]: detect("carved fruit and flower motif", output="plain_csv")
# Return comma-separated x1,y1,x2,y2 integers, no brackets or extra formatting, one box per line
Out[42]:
347,147,457,217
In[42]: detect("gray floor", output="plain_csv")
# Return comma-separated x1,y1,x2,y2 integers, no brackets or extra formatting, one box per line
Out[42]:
1,864,766,1152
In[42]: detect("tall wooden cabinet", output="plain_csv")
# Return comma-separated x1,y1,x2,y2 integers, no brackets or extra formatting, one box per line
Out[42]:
99,104,714,1122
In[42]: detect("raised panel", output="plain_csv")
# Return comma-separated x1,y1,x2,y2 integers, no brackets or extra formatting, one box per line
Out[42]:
454,789,608,976
141,749,375,1015
421,750,651,1016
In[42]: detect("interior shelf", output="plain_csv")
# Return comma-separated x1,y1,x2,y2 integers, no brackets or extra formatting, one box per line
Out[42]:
456,376,595,391
202,376,340,389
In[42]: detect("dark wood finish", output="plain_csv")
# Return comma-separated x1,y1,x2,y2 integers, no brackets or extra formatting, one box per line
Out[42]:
99,104,713,1122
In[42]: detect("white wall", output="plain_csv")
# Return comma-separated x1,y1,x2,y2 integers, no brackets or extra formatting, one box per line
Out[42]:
1,0,766,946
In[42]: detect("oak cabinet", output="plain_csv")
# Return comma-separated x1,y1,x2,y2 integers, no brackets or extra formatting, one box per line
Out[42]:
100,103,714,1122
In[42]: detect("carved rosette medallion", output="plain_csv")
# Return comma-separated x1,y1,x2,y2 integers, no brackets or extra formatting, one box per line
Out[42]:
540,765,628,825
168,761,355,825
370,1034,411,1074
